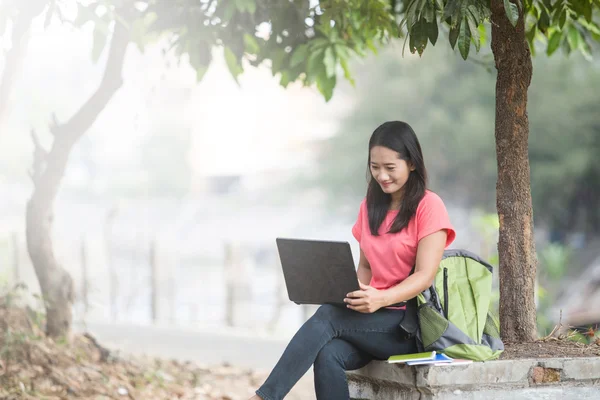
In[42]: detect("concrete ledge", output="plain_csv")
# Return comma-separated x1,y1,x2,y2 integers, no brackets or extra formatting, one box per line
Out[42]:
347,357,600,399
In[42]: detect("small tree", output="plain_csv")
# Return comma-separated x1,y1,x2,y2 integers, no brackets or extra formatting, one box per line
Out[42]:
0,0,48,133
143,0,600,342
0,0,138,337
399,0,600,342
28,5,133,337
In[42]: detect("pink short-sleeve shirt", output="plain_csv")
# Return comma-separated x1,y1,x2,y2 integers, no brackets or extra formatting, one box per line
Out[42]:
352,190,456,290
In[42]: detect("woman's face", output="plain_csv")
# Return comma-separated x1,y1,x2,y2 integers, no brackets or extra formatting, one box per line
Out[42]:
369,145,414,196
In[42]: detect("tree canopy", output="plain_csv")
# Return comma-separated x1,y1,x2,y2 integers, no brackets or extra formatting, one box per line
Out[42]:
123,0,600,99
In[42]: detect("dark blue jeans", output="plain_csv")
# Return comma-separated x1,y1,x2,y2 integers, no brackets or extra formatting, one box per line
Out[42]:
256,304,417,400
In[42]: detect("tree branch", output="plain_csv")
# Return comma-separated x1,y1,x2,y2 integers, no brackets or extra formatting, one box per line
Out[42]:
32,16,131,202
28,129,47,185
49,113,60,136
0,1,47,134
58,18,131,143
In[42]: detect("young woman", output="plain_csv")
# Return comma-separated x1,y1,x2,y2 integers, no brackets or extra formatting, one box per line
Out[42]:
250,121,456,400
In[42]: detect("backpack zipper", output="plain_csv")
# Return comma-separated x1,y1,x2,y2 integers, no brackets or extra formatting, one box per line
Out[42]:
443,267,449,319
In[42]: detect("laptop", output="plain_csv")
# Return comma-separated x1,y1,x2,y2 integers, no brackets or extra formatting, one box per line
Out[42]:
275,238,360,305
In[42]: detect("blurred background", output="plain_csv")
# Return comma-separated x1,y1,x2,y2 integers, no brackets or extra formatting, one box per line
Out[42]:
1,0,599,368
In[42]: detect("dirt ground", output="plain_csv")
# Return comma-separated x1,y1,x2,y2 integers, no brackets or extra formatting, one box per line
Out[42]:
0,297,313,400
501,337,600,359
1,296,598,399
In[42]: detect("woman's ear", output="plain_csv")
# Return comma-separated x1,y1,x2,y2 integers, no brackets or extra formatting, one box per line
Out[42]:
408,161,416,172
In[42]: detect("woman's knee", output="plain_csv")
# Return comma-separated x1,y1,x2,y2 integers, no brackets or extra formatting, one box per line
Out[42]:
315,338,369,371
314,304,344,321
314,340,346,369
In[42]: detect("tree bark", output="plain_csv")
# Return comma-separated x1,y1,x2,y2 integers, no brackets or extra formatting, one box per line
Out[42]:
490,1,538,342
26,19,130,338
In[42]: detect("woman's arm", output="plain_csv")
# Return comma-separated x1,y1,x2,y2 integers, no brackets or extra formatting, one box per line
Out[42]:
380,230,447,306
345,230,447,312
356,249,372,285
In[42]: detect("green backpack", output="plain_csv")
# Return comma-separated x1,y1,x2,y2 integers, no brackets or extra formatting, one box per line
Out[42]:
400,249,504,361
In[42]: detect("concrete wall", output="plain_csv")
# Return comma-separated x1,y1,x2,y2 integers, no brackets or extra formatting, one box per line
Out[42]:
348,357,600,399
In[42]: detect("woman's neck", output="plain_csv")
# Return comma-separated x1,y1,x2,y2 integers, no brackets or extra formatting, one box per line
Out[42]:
389,192,403,210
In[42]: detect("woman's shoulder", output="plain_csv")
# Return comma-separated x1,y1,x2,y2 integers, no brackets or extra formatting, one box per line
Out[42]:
354,198,367,218
418,190,447,210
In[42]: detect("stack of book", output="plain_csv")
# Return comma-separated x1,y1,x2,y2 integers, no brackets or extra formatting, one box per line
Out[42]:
387,351,473,366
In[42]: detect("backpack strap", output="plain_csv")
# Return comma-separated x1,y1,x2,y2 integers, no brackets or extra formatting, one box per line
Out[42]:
398,264,419,340
398,296,419,337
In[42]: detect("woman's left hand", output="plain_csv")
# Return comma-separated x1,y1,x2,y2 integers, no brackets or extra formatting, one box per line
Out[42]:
344,282,386,313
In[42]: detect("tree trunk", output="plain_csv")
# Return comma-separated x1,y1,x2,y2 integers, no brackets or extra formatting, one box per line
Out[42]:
490,1,538,342
26,19,130,338
0,1,47,134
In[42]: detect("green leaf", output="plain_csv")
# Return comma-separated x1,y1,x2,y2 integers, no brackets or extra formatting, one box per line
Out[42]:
443,0,461,25
526,25,537,47
409,20,429,56
271,49,287,73
541,0,552,10
306,48,325,81
339,57,355,86
546,30,562,55
223,2,236,21
233,0,246,12
316,73,336,102
582,0,592,23
91,25,108,63
334,44,351,59
503,0,519,27
188,43,211,81
530,2,539,19
279,70,291,87
466,4,482,22
567,26,580,50
449,24,459,49
478,24,488,47
245,0,257,14
224,47,243,81
466,13,480,52
558,9,567,30
195,65,208,82
538,8,550,32
365,38,378,54
579,36,592,61
290,44,309,68
427,18,439,45
323,47,336,78
188,41,211,67
403,0,422,27
423,0,436,23
561,35,572,55
310,38,330,50
458,17,471,60
243,33,260,54
580,19,600,36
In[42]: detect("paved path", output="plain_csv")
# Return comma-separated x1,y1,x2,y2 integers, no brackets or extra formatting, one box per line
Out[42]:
74,321,316,399
75,321,291,369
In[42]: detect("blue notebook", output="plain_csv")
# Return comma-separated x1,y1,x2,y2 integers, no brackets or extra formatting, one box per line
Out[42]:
406,352,454,365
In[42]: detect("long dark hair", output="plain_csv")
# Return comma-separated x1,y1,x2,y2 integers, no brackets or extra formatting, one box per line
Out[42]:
366,121,427,236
